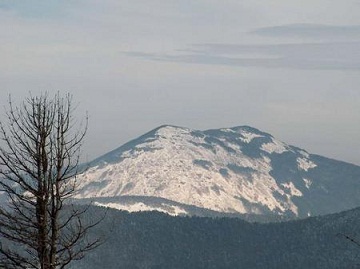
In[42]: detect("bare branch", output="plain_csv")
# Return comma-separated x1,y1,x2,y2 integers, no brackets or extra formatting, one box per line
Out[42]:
0,93,100,269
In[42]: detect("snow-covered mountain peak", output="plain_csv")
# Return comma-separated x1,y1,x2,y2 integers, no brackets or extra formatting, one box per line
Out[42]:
76,125,360,219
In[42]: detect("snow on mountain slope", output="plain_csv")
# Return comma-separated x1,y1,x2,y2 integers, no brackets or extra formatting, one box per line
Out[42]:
75,125,360,219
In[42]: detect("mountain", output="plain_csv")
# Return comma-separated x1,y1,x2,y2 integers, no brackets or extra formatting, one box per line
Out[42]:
71,206,360,269
75,125,360,219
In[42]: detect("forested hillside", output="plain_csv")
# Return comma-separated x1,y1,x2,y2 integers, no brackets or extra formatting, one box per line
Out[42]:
72,206,360,269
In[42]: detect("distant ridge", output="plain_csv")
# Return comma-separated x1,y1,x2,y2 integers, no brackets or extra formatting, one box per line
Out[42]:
75,125,360,220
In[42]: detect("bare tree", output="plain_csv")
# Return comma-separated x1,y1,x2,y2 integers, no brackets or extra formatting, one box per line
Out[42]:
0,93,100,269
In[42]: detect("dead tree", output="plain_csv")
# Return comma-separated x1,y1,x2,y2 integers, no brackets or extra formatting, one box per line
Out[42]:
0,93,100,269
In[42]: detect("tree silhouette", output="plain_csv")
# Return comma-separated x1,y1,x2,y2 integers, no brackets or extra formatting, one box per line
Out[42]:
0,93,100,269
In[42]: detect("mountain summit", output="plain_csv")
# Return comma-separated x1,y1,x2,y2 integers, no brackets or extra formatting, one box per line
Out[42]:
75,125,360,219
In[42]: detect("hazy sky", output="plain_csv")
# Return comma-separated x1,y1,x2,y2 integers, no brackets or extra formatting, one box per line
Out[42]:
1,0,360,165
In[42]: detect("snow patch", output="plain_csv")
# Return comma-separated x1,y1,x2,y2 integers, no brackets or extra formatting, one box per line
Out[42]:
303,178,312,189
297,157,317,171
239,131,264,143
218,137,241,152
93,202,188,216
281,182,303,197
261,138,288,154
156,125,191,139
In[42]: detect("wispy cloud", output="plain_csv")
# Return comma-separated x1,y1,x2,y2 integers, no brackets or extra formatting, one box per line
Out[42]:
125,22,360,70
125,42,360,70
251,23,360,39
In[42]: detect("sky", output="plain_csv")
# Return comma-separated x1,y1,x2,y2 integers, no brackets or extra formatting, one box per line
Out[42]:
1,0,360,165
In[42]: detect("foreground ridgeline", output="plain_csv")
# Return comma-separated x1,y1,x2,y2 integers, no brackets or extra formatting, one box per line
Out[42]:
72,206,360,269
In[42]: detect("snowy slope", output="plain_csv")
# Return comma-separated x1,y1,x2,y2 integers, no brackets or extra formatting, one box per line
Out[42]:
75,125,360,219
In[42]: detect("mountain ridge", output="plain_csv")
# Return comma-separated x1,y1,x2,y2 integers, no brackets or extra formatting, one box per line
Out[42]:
71,204,360,269
90,125,274,165
76,125,360,220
